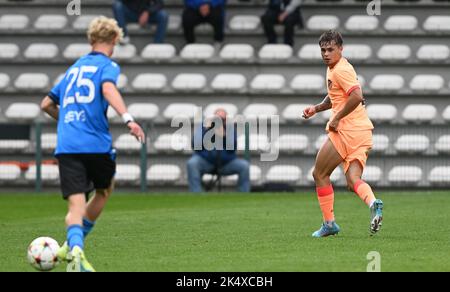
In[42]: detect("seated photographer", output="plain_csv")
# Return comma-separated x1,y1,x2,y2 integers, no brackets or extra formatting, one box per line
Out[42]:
187,109,250,193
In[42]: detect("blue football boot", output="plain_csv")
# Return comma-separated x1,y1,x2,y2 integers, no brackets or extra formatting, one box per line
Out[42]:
370,199,383,235
312,221,341,238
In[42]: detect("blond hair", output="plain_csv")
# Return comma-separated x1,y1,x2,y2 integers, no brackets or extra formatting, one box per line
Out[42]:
87,16,123,45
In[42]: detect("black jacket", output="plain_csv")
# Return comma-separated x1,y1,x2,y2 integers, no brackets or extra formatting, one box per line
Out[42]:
122,0,164,15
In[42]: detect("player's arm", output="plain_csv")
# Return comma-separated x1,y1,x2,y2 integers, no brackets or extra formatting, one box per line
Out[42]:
302,95,331,119
102,82,146,143
40,96,59,120
328,88,363,131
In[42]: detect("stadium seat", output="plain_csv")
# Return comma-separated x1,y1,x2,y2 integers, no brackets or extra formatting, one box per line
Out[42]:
409,75,444,93
112,44,137,60
377,44,411,62
237,134,270,152
372,134,389,153
115,165,140,183
180,44,215,61
72,15,99,30
132,74,167,92
154,134,191,152
402,104,437,123
0,44,19,59
384,15,418,32
14,73,49,91
24,44,59,60
442,106,450,122
128,103,159,121
0,164,21,181
0,140,30,151
314,134,329,150
204,103,238,119
147,165,181,183
416,45,450,61
5,103,40,121
141,44,176,60
229,15,260,31
435,135,450,153
0,14,29,30
63,44,91,60
290,74,325,93
224,165,262,185
298,44,322,61
266,165,301,183
388,166,423,185
307,166,342,184
219,44,254,61
117,74,128,90
370,75,404,93
428,166,450,185
394,135,430,154
357,75,366,87
345,15,379,32
41,133,57,151
275,134,309,153
211,74,246,92
342,44,372,61
282,104,312,122
306,15,340,31
423,15,450,32
163,103,199,120
34,15,68,30
25,165,59,182
250,74,285,92
114,134,143,151
366,104,398,123
362,166,383,184
0,73,10,90
172,74,207,92
243,103,278,119
168,14,181,31
258,44,293,60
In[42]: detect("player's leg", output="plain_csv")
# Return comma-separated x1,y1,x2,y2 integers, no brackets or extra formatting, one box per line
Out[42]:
83,181,115,237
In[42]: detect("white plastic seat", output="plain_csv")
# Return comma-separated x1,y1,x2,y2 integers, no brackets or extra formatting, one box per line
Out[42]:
372,134,389,153
343,44,372,61
409,75,444,93
345,15,379,31
0,140,30,151
0,164,21,181
0,44,19,59
357,75,366,87
388,166,423,185
115,164,140,183
229,15,260,31
25,165,59,182
266,165,301,183
117,74,128,90
6,103,40,121
282,104,312,122
72,15,99,30
154,134,190,152
307,166,342,183
314,134,329,151
63,44,91,60
290,74,325,92
258,44,293,60
366,104,398,123
204,103,238,119
243,103,278,119
163,103,199,120
442,106,450,122
180,44,214,61
0,14,29,30
362,166,382,184
394,135,430,154
211,74,246,92
423,16,450,32
0,73,10,89
237,134,269,152
128,103,159,120
24,44,59,60
435,135,450,154
112,44,137,60
275,134,309,153
224,165,262,184
220,44,254,61
168,14,181,31
141,44,176,60
172,74,207,92
417,45,450,61
250,74,285,92
402,104,437,123
14,73,49,91
132,74,167,92
298,44,322,61
307,15,340,31
370,75,404,93
384,15,418,32
377,44,411,61
41,133,57,151
428,167,450,185
114,134,143,151
147,165,181,183
34,15,67,30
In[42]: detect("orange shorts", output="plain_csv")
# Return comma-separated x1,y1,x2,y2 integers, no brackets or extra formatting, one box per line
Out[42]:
327,130,373,173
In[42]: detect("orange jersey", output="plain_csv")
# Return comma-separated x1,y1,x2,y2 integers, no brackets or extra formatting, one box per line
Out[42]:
326,58,374,131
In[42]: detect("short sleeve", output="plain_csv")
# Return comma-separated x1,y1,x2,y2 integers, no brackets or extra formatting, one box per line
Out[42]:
101,61,121,86
48,80,62,105
334,68,360,96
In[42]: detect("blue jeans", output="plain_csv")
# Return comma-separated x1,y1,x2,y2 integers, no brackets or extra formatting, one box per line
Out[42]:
187,155,251,193
112,0,169,43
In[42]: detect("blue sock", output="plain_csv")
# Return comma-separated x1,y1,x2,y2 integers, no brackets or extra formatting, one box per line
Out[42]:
82,218,95,237
67,225,84,250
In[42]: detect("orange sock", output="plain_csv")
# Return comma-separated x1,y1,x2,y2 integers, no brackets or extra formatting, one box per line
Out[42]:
316,185,335,222
354,180,376,207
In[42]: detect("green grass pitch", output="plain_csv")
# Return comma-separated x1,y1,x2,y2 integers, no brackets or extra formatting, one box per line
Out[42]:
1,191,449,272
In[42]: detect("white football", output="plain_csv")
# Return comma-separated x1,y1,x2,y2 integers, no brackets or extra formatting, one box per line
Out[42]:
27,237,60,271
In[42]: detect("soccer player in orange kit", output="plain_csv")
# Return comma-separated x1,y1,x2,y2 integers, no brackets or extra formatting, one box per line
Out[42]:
302,30,383,237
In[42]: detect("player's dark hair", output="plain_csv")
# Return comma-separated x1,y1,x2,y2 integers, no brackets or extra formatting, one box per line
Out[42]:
319,30,343,47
